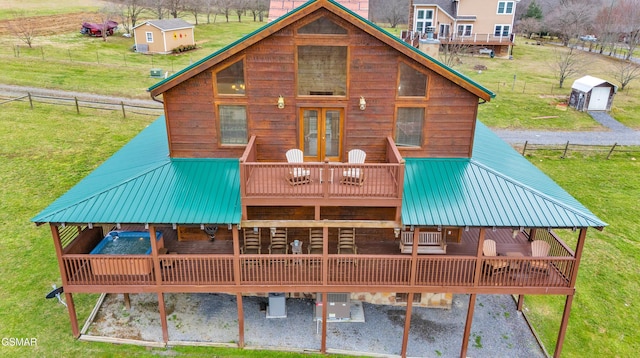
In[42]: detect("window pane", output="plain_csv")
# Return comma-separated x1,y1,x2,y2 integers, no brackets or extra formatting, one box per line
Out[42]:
417,10,424,20
494,26,502,37
506,2,513,13
298,17,347,34
217,61,245,95
297,46,347,96
395,108,424,147
498,2,505,13
219,105,247,145
398,62,427,97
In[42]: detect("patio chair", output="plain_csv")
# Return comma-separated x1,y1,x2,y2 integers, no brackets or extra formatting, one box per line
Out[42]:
308,228,324,254
530,240,551,275
241,229,261,254
268,228,288,254
337,228,358,255
340,149,366,186
482,239,509,275
285,149,310,185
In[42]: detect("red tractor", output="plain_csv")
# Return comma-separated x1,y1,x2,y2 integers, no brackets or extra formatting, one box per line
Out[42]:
81,20,118,37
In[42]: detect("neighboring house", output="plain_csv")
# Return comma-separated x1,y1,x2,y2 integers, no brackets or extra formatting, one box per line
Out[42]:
133,18,195,54
33,1,604,357
404,0,519,57
569,75,617,112
269,0,369,21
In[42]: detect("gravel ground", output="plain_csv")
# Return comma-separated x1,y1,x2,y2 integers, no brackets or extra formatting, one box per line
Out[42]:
87,292,546,358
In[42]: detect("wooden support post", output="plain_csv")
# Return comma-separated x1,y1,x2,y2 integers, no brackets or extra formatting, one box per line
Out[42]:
321,292,327,354
554,294,574,358
237,293,245,348
401,292,414,358
460,294,477,358
123,293,131,310
517,294,524,311
65,293,80,338
522,140,528,156
28,92,33,109
157,293,169,343
121,101,126,118
74,97,80,114
473,229,486,287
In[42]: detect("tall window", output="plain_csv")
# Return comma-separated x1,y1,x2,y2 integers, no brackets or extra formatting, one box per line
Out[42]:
297,46,347,96
219,105,247,145
216,60,245,95
146,32,153,42
457,25,472,37
497,1,514,14
494,25,511,37
395,108,424,147
415,9,434,33
398,62,427,97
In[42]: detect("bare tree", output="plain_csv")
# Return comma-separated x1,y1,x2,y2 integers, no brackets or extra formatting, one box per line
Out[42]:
185,0,203,24
550,46,584,88
8,12,37,48
145,0,167,19
438,44,469,68
216,0,234,23
108,0,146,34
612,0,640,60
545,0,597,45
234,0,247,22
611,59,640,90
247,0,268,22
516,17,543,38
99,5,120,42
374,0,407,28
166,0,186,18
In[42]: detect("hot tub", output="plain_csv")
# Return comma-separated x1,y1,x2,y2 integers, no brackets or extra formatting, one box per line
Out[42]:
90,231,162,275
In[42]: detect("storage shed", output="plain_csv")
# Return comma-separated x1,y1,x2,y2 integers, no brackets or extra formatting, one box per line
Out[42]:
569,75,617,111
133,19,195,54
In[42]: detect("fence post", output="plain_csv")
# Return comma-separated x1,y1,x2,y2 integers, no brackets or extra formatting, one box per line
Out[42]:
522,141,528,156
121,101,126,119
28,92,33,109
561,141,569,158
606,143,617,160
75,97,80,114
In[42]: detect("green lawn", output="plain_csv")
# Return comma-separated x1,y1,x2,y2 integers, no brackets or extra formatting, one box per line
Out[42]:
0,4,639,358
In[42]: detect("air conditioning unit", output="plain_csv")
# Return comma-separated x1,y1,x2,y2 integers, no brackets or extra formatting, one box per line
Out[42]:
315,292,350,320
267,292,286,318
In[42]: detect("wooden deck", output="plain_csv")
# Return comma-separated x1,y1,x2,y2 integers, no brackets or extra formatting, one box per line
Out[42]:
61,226,575,292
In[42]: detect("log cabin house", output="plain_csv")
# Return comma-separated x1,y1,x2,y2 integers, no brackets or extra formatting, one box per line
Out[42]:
32,1,605,357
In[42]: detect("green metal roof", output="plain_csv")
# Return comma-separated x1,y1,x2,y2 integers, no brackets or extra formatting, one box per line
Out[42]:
32,118,241,225
148,0,495,100
33,117,605,229
401,122,607,228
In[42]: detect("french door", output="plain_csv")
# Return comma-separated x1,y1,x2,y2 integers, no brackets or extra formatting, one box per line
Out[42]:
300,108,343,161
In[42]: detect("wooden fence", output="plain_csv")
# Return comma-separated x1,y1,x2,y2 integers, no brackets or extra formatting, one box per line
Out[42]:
520,141,640,159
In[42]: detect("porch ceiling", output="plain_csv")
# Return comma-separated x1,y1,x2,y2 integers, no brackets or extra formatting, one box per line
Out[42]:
401,122,607,229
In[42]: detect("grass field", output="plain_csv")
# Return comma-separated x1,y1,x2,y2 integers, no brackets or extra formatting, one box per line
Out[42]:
0,3,639,358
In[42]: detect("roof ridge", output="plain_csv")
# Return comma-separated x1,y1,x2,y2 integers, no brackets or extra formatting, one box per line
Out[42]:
469,158,604,227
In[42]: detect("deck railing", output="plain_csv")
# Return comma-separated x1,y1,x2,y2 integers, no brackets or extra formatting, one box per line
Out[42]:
400,31,515,47
62,254,574,289
240,136,404,200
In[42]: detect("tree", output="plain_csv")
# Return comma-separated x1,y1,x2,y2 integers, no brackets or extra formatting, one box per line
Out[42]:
545,0,597,46
375,0,407,28
216,0,234,23
109,0,145,34
438,44,469,68
145,0,167,19
611,59,640,90
517,17,543,38
8,12,37,48
247,0,269,22
234,0,247,22
550,46,584,88
523,0,543,20
611,0,640,60
98,5,120,42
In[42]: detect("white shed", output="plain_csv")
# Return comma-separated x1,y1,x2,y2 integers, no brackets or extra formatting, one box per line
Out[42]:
569,75,617,111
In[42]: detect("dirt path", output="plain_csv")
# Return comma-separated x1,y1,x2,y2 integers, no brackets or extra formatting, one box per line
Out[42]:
0,12,102,36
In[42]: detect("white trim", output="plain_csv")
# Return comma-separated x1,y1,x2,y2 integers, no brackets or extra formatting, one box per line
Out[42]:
497,1,515,15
